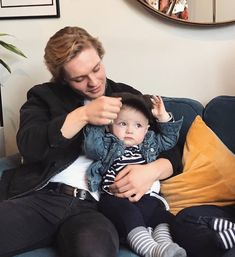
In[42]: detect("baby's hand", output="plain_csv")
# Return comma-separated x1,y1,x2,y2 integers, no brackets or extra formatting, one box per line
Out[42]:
151,95,170,122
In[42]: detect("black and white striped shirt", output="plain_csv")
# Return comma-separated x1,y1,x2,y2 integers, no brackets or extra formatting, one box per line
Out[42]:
102,145,145,194
101,145,170,210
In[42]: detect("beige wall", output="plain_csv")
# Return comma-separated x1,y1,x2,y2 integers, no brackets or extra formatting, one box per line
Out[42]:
1,0,235,156
188,0,235,23
188,0,213,22
217,0,235,22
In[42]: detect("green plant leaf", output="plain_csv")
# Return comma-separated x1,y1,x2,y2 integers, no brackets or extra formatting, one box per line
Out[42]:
0,40,26,58
0,33,26,73
0,59,11,73
0,33,9,37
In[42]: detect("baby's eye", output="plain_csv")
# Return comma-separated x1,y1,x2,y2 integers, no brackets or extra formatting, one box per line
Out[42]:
136,123,143,128
119,122,127,127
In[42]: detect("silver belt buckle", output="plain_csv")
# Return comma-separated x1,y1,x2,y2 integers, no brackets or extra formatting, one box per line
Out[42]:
79,190,87,200
73,188,78,197
73,188,86,200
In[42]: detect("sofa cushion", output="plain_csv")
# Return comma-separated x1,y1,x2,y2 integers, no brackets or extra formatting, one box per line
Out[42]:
14,245,139,257
204,95,235,154
0,154,21,178
161,116,235,215
14,247,57,257
163,97,204,152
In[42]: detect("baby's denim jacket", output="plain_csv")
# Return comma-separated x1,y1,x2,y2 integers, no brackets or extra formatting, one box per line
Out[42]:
84,118,183,192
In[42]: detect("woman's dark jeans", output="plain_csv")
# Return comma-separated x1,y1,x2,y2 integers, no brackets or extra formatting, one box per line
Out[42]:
0,189,119,257
171,205,235,257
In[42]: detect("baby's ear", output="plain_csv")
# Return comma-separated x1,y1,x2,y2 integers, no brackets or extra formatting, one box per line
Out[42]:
145,124,150,134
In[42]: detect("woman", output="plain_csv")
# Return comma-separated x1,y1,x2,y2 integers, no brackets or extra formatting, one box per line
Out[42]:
0,26,182,257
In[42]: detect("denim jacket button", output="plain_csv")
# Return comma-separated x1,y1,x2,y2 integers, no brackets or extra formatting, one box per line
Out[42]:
150,148,155,152
117,150,121,156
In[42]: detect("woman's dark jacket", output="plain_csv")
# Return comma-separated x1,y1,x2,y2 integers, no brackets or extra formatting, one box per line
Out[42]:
0,78,182,200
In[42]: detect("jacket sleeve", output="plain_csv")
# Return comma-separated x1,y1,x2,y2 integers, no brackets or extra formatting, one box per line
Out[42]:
16,85,83,163
155,117,183,152
83,125,107,160
152,117,183,177
158,145,183,178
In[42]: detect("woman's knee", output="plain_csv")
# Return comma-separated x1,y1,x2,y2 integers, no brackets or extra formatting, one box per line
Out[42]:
56,213,119,257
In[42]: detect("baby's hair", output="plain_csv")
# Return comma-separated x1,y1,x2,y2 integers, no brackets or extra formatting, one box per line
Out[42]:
111,92,161,133
111,92,152,121
121,99,150,121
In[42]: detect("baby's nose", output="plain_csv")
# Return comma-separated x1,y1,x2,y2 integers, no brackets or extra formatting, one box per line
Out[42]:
126,126,133,134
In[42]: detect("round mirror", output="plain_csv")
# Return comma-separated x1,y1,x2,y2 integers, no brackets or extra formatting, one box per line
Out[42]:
137,0,235,26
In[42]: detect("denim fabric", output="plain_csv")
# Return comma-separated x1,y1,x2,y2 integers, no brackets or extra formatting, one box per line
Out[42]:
84,118,183,191
163,97,204,151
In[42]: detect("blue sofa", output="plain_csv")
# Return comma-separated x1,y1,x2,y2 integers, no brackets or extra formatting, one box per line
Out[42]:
0,95,234,257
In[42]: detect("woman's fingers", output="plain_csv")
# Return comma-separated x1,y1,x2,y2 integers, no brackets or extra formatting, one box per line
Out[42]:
85,96,122,125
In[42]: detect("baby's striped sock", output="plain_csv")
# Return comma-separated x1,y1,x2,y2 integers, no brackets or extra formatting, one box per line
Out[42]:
152,223,172,243
217,229,235,250
152,223,187,257
197,217,235,250
210,218,235,232
128,226,188,257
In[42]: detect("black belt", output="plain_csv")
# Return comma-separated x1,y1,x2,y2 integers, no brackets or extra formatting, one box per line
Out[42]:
44,182,95,201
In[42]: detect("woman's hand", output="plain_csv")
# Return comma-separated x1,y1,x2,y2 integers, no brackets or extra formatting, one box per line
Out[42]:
109,164,154,202
109,158,173,202
84,96,122,125
61,96,122,139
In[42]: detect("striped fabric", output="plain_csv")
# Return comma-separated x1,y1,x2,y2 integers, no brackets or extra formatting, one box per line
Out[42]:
102,146,145,193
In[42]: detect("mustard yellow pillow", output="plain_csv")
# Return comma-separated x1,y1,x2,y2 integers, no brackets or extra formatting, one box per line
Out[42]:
161,115,235,215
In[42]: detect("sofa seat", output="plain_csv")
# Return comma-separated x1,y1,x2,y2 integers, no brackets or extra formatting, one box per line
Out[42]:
13,246,138,257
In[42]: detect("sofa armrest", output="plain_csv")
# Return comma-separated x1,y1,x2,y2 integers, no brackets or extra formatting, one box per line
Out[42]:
0,154,21,178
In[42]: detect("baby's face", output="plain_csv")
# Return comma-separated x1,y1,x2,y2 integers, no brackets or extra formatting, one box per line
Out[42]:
109,106,149,147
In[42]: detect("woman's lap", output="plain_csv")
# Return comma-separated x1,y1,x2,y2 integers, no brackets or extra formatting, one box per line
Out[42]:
56,209,119,257
171,205,235,257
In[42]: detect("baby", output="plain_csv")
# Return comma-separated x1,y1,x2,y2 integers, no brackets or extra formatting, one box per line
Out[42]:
84,92,186,257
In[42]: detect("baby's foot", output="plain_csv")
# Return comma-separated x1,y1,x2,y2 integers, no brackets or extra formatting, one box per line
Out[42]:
158,242,187,257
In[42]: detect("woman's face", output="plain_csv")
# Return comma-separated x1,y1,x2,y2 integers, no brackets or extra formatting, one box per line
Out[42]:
63,47,106,99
